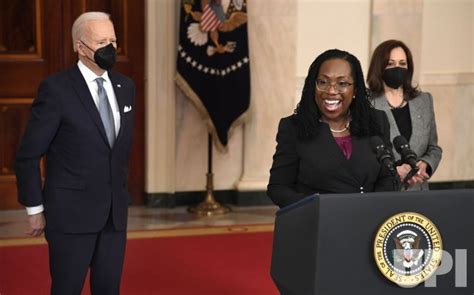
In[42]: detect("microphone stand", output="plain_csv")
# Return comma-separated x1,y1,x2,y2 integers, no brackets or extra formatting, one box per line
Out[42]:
401,166,419,190
388,165,402,191
369,136,401,191
393,136,420,190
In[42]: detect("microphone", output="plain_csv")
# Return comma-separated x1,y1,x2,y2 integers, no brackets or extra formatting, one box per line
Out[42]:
370,136,396,172
393,136,418,169
393,135,419,183
370,136,400,191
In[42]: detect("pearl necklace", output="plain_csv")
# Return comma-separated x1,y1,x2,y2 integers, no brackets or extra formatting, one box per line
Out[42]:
329,121,350,133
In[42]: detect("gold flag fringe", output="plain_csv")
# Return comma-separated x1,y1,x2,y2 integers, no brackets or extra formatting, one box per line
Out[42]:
176,73,251,153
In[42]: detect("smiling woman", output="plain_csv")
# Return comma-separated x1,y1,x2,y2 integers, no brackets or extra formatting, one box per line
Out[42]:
315,58,354,130
267,49,399,208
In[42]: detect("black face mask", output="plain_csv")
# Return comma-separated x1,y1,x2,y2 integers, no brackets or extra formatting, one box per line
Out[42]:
81,41,116,71
382,67,407,89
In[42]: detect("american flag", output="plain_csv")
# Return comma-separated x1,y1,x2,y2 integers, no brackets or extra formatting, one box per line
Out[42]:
177,0,250,149
200,4,222,32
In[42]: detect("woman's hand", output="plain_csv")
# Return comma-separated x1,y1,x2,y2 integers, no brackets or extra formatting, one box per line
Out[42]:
406,161,430,185
396,164,411,181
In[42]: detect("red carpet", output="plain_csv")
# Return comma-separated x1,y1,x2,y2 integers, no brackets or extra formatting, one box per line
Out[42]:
0,231,278,295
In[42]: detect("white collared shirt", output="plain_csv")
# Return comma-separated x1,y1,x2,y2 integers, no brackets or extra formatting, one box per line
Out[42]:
26,61,121,216
77,60,121,135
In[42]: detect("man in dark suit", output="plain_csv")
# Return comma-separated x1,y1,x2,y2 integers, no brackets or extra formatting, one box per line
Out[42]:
15,11,135,294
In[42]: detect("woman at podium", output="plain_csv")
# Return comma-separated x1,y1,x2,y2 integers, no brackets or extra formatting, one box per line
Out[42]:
267,49,397,208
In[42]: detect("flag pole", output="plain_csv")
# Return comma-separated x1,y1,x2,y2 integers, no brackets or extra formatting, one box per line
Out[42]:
188,133,230,215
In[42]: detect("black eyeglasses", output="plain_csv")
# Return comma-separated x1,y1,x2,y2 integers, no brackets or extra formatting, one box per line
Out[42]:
316,79,353,93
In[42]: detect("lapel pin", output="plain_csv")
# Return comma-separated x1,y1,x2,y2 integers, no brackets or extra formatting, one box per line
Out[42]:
117,84,122,88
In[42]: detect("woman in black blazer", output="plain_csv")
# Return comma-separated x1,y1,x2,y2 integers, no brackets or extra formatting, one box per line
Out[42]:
267,49,397,208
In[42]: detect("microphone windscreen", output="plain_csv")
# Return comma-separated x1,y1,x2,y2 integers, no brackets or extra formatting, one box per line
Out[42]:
393,135,408,152
370,136,385,151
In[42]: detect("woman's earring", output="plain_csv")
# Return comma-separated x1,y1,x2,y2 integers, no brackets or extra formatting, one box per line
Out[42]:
353,95,356,99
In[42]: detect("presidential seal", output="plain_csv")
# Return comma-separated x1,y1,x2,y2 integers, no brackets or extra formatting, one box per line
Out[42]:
373,212,443,287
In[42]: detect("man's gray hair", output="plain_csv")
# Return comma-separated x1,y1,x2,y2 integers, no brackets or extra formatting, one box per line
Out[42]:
72,11,111,52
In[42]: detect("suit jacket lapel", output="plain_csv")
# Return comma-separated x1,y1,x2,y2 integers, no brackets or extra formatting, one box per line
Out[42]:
318,125,347,162
347,137,369,185
376,96,401,138
69,65,110,147
374,96,401,161
317,126,360,186
109,72,126,146
408,97,423,148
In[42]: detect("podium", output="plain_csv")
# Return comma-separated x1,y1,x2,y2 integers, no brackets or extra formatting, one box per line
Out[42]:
271,189,474,295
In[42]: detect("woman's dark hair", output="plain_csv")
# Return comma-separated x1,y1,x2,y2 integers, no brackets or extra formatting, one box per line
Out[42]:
293,49,382,141
367,39,420,100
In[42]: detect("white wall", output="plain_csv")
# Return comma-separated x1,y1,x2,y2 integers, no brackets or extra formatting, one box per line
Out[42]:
420,0,474,181
420,0,473,73
145,0,474,195
295,0,371,123
296,0,371,77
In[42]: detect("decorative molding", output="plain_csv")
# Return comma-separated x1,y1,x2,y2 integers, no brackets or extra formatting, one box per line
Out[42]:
122,0,129,56
0,175,16,183
297,73,474,94
0,98,34,104
234,179,267,191
372,0,423,14
0,0,42,59
127,224,274,239
0,224,275,247
144,181,474,208
35,0,42,57
419,72,474,86
146,190,272,208
429,181,474,190
234,191,272,206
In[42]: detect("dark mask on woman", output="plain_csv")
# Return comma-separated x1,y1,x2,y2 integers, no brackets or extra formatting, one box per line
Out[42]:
382,67,407,89
81,41,116,71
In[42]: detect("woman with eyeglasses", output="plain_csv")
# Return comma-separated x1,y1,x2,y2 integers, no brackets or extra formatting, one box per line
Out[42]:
367,40,442,191
267,49,397,208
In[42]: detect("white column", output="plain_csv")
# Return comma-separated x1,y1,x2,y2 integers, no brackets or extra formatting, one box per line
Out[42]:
145,0,177,193
235,0,298,191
